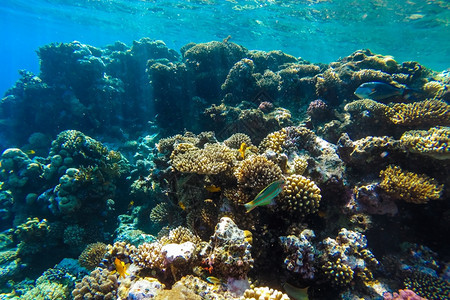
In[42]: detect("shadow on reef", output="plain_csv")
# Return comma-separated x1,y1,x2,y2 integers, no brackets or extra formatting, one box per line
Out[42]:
0,38,449,299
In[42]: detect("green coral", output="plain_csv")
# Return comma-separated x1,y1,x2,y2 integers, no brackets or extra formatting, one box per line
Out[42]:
403,272,450,300
379,165,444,204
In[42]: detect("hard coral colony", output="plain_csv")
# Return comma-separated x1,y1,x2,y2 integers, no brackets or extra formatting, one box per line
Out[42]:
0,38,448,300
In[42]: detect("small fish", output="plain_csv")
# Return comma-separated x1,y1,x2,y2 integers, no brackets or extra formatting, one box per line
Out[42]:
282,282,309,300
206,276,222,285
205,185,221,193
127,200,134,210
354,82,407,101
178,201,186,210
244,179,285,213
113,257,129,279
239,142,247,159
25,150,35,155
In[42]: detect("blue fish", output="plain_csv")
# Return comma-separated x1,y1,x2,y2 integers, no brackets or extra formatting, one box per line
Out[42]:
354,82,406,101
244,179,285,213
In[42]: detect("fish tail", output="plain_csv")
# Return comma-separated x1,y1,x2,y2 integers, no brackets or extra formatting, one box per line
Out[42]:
244,202,256,213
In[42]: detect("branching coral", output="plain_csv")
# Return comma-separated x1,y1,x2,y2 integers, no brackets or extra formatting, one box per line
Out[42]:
78,242,107,270
224,133,253,149
159,226,201,246
130,242,165,270
400,126,450,160
156,132,200,155
387,99,450,127
379,165,443,204
277,175,321,218
150,202,171,224
171,143,235,174
234,155,282,191
240,287,290,300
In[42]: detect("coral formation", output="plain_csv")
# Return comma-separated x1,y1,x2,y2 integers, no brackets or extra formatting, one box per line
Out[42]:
72,268,119,300
240,287,290,300
400,126,450,160
278,174,321,218
387,99,450,127
403,272,450,300
379,165,444,204
78,242,107,270
235,155,282,190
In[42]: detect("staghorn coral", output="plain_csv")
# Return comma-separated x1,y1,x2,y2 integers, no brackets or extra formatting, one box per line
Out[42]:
78,242,107,270
171,143,235,175
277,175,321,218
224,133,253,149
319,228,379,287
234,155,282,191
72,268,119,300
400,126,450,160
387,99,450,127
379,165,443,204
240,287,290,300
403,272,450,300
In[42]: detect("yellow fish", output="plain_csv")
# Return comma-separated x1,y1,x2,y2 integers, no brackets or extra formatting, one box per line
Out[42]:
113,257,129,279
206,276,221,285
205,185,221,193
178,201,186,210
25,150,35,155
238,142,247,159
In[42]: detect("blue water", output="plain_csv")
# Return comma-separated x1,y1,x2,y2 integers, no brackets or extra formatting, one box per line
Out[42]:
1,0,449,95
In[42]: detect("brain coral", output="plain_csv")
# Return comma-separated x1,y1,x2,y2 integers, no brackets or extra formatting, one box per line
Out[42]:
379,165,443,204
78,242,107,270
278,174,321,217
72,268,119,300
400,126,450,160
387,99,450,127
170,143,235,174
234,155,282,190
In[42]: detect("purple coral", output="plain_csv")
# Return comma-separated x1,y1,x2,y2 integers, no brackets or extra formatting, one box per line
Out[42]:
307,99,330,123
279,229,316,280
383,289,426,300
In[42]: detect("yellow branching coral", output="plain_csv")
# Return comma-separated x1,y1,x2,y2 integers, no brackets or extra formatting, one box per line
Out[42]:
379,165,443,204
422,81,446,98
400,126,450,160
259,130,287,153
171,143,235,174
322,259,354,286
234,155,282,190
290,155,308,175
78,242,107,270
278,174,321,217
387,99,450,126
241,287,290,300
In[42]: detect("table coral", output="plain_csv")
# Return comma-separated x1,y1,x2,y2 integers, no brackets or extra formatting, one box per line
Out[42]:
278,174,321,218
400,126,450,160
379,165,443,204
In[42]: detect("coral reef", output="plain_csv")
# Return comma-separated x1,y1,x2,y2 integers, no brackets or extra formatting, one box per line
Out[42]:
379,165,444,204
400,126,450,160
72,268,119,300
402,272,450,300
388,99,450,127
240,287,290,300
